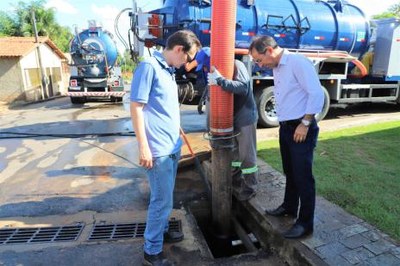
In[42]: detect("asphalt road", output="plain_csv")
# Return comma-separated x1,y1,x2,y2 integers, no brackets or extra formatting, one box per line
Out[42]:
0,96,207,217
0,96,212,266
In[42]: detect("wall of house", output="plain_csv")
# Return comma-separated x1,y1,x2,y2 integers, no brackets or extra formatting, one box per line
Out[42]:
0,58,24,103
20,44,65,101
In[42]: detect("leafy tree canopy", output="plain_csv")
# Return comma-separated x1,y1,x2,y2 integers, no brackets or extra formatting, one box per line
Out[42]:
0,0,72,52
373,3,400,19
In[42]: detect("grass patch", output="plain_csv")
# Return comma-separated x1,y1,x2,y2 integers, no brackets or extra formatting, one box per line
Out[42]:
257,121,400,241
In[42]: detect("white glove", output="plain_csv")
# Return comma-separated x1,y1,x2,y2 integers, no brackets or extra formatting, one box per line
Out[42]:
207,66,222,86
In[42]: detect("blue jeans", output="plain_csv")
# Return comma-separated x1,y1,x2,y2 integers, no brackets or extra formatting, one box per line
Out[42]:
144,150,181,255
279,121,319,228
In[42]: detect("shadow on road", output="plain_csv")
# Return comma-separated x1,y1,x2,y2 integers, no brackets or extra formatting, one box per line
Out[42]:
8,97,124,111
0,118,133,139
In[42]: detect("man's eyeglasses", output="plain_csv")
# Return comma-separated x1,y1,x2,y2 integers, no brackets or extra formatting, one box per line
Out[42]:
252,45,277,64
253,57,264,64
252,49,267,64
185,51,197,63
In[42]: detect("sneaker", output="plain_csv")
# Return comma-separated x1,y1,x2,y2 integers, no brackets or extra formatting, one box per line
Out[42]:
143,251,174,266
163,230,184,243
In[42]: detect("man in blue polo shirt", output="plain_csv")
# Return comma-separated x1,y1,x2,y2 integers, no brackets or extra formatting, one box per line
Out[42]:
130,30,201,266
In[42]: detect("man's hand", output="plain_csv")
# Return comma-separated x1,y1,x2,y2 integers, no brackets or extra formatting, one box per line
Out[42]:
207,66,222,86
139,145,153,169
293,123,309,143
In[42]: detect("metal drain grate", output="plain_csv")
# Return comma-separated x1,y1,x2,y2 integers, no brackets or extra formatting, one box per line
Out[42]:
0,224,84,245
88,219,182,241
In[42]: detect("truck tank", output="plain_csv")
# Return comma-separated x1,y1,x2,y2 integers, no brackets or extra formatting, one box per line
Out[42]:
67,20,124,105
143,0,370,59
129,0,400,128
70,21,118,77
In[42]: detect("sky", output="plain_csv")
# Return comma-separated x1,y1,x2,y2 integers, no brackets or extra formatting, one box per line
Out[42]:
0,0,398,52
0,0,162,53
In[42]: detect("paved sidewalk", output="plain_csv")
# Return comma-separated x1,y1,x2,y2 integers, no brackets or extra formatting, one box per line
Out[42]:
242,158,400,265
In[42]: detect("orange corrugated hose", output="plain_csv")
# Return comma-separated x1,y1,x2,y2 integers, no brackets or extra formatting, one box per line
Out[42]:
236,48,368,78
300,52,368,77
209,0,237,136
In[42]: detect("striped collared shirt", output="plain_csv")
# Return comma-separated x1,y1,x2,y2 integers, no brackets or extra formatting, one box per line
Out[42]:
272,49,324,121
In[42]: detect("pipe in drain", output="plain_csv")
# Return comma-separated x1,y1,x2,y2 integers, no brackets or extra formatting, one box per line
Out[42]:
231,216,258,252
187,199,261,258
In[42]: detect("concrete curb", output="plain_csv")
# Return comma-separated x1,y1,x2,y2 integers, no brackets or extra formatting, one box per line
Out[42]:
202,158,400,265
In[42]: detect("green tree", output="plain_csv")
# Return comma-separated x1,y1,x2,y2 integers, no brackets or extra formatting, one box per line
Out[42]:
117,49,139,82
390,3,400,14
373,3,400,19
0,0,72,52
0,12,18,36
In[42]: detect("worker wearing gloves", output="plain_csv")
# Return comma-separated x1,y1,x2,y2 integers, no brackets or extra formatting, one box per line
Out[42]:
208,60,259,201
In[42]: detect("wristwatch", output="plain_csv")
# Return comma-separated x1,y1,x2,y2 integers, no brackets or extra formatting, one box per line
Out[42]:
301,119,311,127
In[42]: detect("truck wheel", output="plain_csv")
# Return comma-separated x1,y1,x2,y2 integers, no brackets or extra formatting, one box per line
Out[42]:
255,86,279,128
70,97,85,104
315,86,330,122
111,96,123,102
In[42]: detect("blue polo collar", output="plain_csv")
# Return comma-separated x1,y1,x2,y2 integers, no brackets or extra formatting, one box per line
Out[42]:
153,50,175,74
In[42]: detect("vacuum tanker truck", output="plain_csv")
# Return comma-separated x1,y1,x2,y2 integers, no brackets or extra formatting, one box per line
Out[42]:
67,20,124,104
129,0,400,127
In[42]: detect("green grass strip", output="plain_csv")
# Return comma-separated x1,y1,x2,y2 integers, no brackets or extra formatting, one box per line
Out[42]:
257,121,400,241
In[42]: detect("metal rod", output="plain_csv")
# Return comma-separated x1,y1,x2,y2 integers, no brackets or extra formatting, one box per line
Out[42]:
231,216,258,252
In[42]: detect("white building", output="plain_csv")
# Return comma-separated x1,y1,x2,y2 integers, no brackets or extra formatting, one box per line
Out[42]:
0,37,68,103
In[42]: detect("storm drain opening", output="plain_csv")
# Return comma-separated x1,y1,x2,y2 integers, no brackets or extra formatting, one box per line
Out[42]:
0,224,84,245
88,219,182,241
187,199,262,258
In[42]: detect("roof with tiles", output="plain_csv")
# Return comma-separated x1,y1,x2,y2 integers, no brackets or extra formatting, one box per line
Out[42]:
0,36,67,60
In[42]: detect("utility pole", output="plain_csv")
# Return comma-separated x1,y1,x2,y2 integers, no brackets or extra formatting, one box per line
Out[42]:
31,9,48,99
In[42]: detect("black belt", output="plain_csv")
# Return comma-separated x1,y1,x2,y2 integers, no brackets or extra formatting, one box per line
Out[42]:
169,152,179,159
279,118,302,127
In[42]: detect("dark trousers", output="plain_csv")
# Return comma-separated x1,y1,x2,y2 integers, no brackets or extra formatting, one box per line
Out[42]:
279,120,319,228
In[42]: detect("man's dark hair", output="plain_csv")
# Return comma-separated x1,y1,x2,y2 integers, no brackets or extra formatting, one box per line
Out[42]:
165,30,201,52
249,36,278,54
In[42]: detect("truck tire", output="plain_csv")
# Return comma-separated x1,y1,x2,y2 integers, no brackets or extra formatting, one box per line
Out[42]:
70,97,86,104
315,86,330,122
111,96,123,102
255,85,330,127
255,86,279,128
